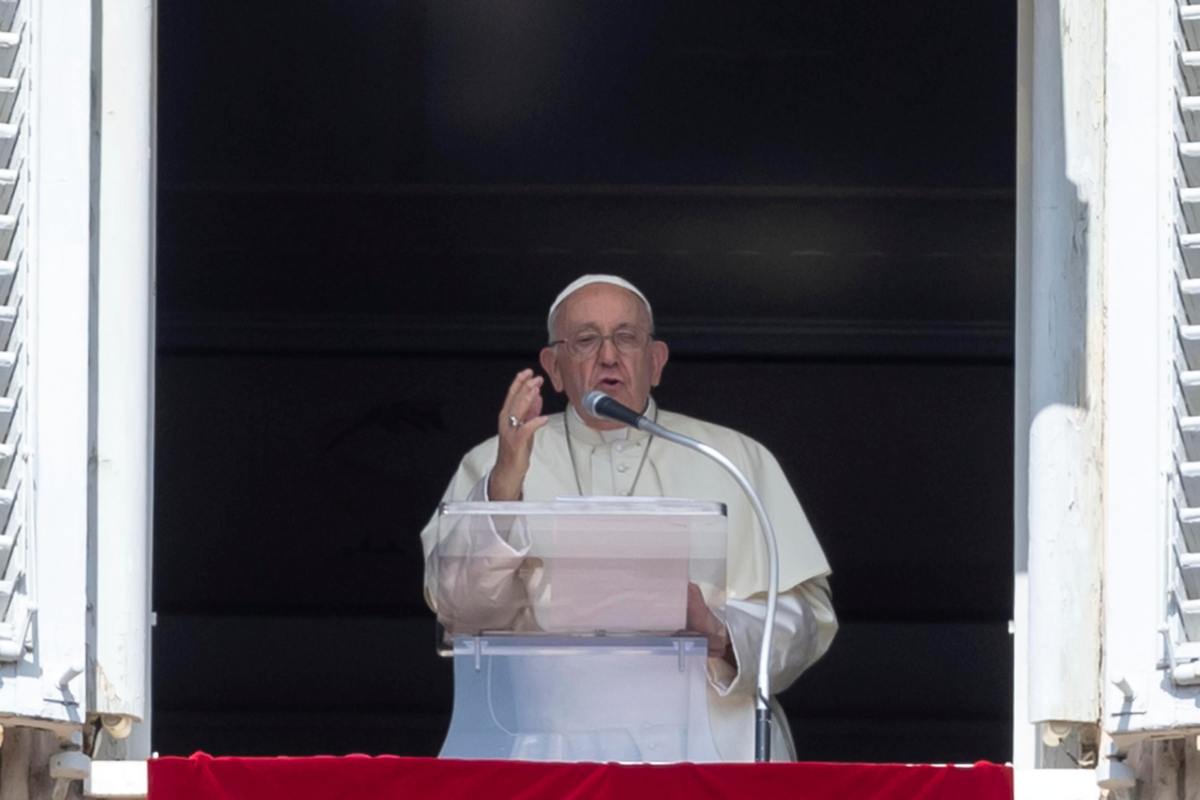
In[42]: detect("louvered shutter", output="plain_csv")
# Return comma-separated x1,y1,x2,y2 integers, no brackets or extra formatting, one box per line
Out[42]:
1168,2,1200,680
0,0,30,665
0,0,90,727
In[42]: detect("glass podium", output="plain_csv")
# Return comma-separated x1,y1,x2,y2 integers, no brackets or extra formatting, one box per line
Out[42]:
431,498,727,762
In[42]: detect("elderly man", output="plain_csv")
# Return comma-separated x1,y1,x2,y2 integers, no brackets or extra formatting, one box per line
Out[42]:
420,274,836,761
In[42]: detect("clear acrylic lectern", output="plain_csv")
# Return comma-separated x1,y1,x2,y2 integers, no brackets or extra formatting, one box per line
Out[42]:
431,498,727,762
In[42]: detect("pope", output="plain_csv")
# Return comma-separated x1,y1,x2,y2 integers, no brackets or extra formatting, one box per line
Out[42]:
421,274,837,761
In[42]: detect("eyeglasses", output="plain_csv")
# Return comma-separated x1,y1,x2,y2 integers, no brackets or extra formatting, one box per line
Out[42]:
548,328,651,359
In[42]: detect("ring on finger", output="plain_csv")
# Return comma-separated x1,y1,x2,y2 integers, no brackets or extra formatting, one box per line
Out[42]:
507,415,522,429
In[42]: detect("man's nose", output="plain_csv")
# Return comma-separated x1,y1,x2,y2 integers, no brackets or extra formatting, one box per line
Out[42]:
597,336,620,363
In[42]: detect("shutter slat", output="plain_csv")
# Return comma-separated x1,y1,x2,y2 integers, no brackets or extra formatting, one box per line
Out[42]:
1172,1,1200,677
0,0,23,663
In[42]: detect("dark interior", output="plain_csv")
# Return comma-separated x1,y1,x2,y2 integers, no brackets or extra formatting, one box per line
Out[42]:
153,1,1015,763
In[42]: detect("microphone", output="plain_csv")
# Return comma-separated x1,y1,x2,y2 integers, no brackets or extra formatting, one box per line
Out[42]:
583,390,649,430
584,386,781,762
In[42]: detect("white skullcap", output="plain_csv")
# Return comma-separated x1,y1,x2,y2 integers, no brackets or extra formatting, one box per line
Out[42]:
546,274,653,339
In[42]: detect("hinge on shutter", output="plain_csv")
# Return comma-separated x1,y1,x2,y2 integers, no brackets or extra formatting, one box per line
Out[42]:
1160,623,1200,685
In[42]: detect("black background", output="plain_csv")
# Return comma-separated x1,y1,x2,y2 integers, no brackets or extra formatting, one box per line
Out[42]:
153,1,1015,762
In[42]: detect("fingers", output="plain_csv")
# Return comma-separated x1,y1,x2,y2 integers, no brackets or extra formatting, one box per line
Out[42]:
685,584,731,659
500,368,535,422
526,387,544,422
510,375,545,425
502,368,534,406
521,414,551,437
685,583,721,634
495,368,548,456
499,369,544,427
490,370,548,502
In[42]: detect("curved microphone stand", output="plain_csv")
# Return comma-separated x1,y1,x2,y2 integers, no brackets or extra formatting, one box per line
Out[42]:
584,391,780,762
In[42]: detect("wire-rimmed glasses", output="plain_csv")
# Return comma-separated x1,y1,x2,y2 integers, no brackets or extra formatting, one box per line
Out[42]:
548,327,652,359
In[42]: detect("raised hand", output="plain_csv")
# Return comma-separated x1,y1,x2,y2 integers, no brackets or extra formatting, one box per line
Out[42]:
487,368,550,501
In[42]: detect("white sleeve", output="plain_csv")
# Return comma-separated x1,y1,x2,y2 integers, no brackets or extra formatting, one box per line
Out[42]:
705,575,838,698
423,469,532,631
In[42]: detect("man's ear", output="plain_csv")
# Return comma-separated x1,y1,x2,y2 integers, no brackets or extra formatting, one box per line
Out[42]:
648,339,669,387
539,347,565,392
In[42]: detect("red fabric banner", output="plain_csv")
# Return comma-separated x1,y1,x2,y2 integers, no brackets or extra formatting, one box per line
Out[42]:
149,754,1012,800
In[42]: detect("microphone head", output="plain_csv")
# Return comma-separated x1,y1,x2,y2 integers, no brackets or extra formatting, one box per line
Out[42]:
583,390,645,429
583,390,609,417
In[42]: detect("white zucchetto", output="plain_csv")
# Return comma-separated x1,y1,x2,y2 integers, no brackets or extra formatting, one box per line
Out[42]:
546,274,653,339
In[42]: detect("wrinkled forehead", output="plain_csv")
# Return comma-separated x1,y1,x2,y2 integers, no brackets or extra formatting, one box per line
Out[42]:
550,284,652,338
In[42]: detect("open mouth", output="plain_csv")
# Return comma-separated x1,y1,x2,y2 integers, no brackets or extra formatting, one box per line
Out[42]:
597,377,623,390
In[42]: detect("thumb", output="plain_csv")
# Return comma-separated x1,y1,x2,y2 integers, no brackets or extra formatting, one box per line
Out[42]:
521,415,551,439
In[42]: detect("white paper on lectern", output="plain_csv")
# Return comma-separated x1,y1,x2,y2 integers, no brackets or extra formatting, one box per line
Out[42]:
435,498,726,635
536,503,690,632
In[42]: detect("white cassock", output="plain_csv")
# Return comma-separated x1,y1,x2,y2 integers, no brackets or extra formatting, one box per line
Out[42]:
419,398,837,762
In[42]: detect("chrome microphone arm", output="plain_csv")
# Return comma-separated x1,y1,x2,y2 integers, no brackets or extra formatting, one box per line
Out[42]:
636,416,781,763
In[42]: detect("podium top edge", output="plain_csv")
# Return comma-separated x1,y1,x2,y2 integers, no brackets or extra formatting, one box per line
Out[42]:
439,498,728,517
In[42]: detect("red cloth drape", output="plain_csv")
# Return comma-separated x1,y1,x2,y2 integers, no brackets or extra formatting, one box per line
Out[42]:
149,754,1013,800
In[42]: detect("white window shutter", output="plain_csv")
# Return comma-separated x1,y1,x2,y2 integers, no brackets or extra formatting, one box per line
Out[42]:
0,0,91,728
0,0,29,664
